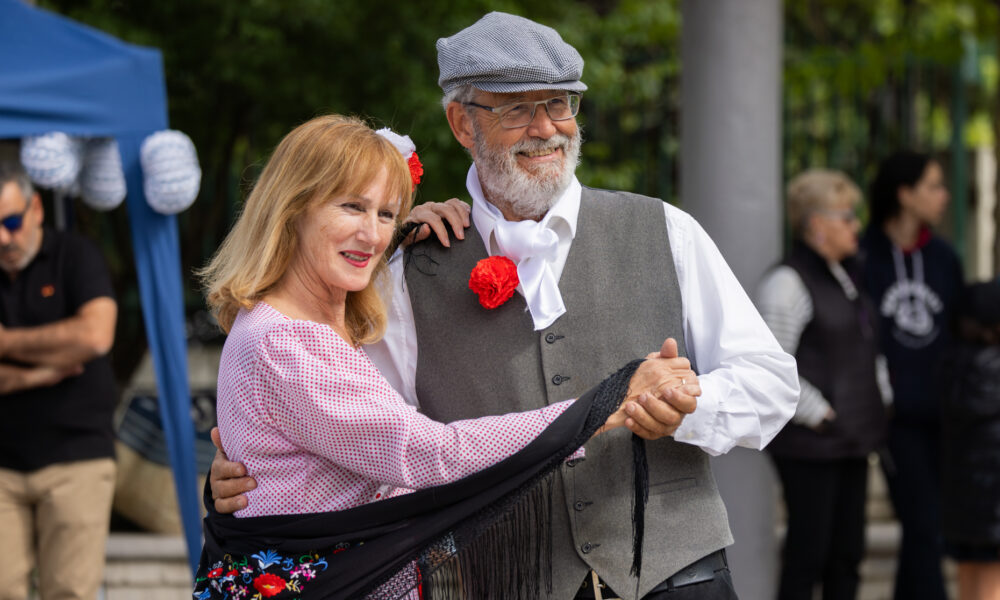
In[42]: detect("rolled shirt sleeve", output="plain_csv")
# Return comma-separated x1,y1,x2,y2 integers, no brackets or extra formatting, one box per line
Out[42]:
664,204,799,455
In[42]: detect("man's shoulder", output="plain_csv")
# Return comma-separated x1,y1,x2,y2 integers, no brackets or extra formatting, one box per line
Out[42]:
580,185,662,205
44,228,105,262
402,228,484,272
580,186,696,231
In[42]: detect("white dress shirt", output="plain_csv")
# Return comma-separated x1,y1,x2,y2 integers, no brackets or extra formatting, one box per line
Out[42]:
367,166,799,456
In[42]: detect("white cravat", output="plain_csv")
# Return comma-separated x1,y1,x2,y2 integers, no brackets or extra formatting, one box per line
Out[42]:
492,217,566,330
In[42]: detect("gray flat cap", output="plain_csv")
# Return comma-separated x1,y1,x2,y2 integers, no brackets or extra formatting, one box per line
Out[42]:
437,12,587,94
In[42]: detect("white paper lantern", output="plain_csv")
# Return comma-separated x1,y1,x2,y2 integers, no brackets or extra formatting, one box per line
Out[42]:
20,132,85,191
141,130,201,215
79,138,127,211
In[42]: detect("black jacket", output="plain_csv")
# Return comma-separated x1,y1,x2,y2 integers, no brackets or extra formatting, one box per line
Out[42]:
768,243,887,460
941,293,1000,545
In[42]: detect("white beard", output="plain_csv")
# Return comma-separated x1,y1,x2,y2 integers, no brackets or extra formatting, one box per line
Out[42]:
473,125,582,221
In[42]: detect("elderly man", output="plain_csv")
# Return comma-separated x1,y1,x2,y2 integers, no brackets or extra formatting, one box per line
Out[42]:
0,162,118,599
211,12,797,600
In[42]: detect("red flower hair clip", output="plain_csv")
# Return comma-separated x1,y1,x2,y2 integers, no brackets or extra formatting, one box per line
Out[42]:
469,256,519,309
376,128,423,190
407,153,423,189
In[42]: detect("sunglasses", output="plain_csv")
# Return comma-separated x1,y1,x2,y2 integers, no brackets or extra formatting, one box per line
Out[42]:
1,205,30,232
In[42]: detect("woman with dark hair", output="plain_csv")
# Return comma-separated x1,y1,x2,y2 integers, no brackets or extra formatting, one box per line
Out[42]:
860,151,964,600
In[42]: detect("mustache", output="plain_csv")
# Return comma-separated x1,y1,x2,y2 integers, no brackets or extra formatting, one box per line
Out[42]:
508,134,572,155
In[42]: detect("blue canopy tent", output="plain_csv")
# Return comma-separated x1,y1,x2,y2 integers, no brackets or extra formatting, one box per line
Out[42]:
0,0,200,574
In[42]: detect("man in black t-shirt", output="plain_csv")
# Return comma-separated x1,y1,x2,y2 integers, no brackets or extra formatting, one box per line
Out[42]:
0,162,118,599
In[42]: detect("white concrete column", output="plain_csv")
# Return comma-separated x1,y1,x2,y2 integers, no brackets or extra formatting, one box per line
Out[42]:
680,2,783,600
975,146,996,280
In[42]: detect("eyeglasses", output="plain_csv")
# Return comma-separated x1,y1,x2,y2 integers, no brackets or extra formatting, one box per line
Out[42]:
464,94,582,129
0,204,30,232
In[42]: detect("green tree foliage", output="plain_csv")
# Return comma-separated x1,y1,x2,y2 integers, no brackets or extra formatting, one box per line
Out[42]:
784,0,998,187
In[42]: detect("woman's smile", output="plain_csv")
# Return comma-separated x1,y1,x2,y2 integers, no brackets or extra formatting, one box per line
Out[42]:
341,250,373,267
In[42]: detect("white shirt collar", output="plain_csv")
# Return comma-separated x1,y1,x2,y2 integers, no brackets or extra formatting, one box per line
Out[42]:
466,163,581,256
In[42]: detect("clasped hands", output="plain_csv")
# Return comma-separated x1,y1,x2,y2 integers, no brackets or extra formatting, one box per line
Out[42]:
599,337,701,440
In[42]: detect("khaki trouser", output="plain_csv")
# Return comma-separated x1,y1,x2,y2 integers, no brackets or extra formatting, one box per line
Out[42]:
0,458,116,600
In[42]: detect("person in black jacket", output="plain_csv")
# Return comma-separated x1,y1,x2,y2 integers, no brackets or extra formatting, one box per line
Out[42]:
941,279,1000,600
861,151,964,600
757,169,890,600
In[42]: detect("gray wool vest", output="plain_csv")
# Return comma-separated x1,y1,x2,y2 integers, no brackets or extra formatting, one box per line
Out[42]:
403,188,732,599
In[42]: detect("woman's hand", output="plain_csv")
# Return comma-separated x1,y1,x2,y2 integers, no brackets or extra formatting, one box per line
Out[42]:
400,198,471,248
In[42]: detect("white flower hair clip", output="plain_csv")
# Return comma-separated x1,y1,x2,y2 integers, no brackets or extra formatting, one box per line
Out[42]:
375,127,423,190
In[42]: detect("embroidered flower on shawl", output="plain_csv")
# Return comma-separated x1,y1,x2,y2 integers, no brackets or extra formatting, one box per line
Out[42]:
469,255,519,309
253,572,287,597
291,562,317,581
251,549,282,569
194,549,332,599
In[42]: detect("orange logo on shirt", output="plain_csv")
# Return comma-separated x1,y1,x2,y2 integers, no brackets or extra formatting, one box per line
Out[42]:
41,284,55,298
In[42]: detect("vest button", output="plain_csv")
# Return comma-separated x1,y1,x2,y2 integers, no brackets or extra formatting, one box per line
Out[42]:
581,542,593,554
545,333,557,343
574,501,586,512
566,458,580,467
552,374,569,385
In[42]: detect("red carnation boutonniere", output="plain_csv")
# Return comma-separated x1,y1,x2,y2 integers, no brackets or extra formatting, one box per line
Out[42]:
469,256,519,309
407,152,423,190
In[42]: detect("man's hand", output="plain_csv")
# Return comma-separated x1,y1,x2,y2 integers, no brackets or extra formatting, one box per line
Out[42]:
29,364,83,387
810,408,837,433
401,198,471,248
622,338,702,440
0,362,82,394
209,427,256,514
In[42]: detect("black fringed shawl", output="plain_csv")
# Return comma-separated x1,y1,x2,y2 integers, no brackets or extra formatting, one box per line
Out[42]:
194,359,648,600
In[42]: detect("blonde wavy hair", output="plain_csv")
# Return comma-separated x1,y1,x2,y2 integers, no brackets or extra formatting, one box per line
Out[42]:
199,115,413,345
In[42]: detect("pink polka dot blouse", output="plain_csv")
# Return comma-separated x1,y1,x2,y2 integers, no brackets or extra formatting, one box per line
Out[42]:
217,302,577,518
